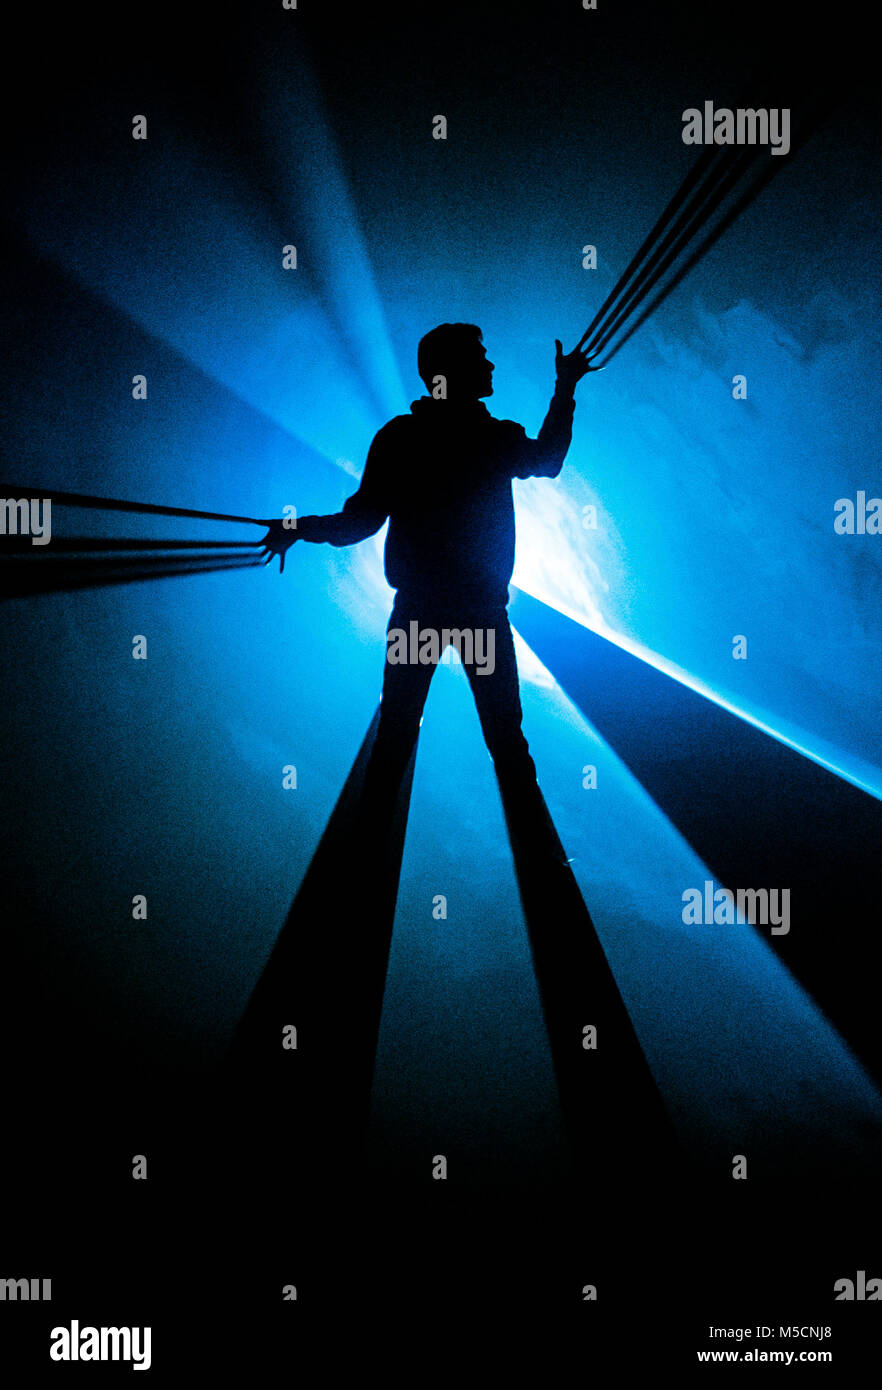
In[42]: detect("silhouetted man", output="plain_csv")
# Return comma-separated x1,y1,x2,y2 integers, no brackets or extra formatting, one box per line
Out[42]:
263,325,595,862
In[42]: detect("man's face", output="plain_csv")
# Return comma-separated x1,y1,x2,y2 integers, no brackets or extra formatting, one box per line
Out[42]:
474,341,495,397
448,338,494,398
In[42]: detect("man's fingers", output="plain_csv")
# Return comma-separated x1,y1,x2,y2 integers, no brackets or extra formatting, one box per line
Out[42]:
257,543,286,571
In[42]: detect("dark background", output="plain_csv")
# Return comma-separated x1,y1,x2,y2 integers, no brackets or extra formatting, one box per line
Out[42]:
2,0,880,1373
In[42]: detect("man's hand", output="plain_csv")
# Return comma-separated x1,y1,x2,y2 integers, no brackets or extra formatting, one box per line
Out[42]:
260,518,300,574
554,338,602,391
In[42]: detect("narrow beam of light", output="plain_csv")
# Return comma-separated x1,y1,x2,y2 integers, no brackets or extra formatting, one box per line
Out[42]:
515,579,882,803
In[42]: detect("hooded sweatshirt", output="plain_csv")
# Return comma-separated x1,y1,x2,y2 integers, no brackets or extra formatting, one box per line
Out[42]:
296,387,576,609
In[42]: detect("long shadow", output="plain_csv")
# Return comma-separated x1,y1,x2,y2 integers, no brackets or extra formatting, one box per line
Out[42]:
0,487,268,598
223,710,416,1184
495,774,679,1184
511,588,882,1088
1,551,265,597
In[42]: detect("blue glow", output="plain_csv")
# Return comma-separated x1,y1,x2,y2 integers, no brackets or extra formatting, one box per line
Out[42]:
3,38,880,1163
14,59,881,802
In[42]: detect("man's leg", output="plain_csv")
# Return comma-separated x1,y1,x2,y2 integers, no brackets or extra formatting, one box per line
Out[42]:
460,610,565,861
460,609,536,782
357,601,436,845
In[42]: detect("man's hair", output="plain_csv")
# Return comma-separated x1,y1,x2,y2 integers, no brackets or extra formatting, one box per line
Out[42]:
417,322,483,390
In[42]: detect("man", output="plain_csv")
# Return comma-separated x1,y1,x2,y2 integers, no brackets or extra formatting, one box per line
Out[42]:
263,324,595,862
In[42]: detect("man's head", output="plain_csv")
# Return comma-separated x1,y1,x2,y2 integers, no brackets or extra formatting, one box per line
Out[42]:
417,323,494,400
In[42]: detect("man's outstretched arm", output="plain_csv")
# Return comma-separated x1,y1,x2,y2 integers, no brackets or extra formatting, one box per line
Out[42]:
511,339,598,479
261,424,393,571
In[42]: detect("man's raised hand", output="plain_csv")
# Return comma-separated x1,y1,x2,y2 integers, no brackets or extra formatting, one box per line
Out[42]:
554,338,602,390
260,517,300,574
